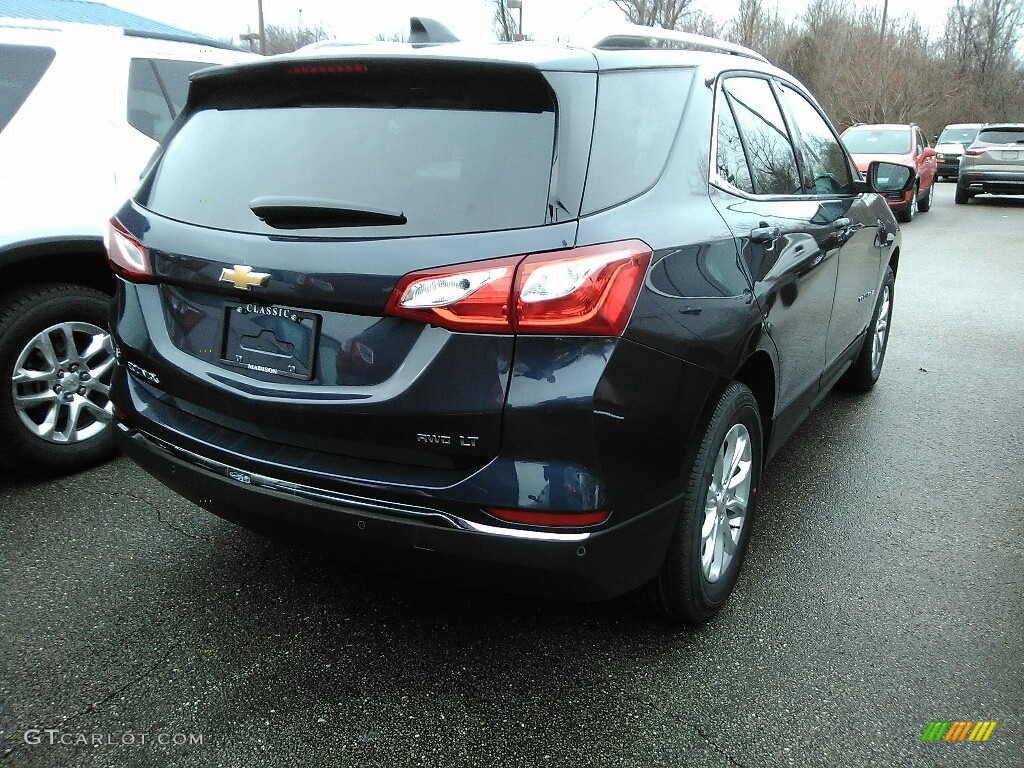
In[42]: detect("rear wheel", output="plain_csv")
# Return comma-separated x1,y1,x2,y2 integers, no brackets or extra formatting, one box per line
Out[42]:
0,285,117,476
635,382,763,625
841,267,894,392
954,184,972,204
917,180,934,212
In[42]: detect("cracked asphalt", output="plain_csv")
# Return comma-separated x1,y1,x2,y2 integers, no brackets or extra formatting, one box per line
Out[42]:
1,185,1021,768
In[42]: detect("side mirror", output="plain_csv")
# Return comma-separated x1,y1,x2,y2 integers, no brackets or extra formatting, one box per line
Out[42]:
867,161,916,194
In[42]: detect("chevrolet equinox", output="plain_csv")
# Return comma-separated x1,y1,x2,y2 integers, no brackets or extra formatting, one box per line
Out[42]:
107,24,913,624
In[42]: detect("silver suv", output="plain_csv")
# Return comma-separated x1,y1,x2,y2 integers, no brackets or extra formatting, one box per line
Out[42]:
955,123,1024,203
0,18,255,475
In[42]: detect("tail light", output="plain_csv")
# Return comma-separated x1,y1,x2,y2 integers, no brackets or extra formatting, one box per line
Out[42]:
105,218,153,282
385,240,652,336
964,148,984,156
487,507,610,527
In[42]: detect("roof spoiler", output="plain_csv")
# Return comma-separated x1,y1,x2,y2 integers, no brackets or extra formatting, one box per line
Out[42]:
409,17,460,45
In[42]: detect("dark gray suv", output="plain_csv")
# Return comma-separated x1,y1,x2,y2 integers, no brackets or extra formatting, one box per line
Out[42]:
107,24,914,624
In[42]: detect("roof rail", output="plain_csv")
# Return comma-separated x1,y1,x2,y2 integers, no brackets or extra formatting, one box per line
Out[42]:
592,26,768,64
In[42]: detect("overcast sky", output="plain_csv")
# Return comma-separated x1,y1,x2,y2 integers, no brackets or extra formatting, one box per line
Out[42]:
101,0,959,44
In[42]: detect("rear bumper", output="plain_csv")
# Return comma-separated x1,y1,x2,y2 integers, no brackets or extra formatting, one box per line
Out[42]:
958,170,1024,194
115,422,679,601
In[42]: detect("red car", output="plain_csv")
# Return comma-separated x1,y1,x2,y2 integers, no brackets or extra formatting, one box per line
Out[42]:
841,123,937,222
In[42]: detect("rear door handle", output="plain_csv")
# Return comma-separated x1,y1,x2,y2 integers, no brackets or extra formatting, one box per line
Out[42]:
750,225,781,243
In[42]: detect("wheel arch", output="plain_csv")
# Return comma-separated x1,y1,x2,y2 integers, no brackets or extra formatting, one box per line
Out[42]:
887,245,900,279
732,350,776,461
0,237,115,298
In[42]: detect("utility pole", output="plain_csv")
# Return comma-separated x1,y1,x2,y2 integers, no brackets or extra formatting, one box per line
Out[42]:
258,0,266,55
871,0,889,120
240,0,267,55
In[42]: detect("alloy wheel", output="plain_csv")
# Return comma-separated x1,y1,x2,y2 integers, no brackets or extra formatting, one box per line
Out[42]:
871,284,891,373
11,321,115,444
700,423,753,583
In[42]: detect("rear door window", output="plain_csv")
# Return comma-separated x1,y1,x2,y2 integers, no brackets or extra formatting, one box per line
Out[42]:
721,76,801,196
777,83,854,196
715,95,755,194
0,44,56,133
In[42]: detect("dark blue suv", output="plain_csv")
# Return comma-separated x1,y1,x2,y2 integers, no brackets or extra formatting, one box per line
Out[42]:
106,25,913,624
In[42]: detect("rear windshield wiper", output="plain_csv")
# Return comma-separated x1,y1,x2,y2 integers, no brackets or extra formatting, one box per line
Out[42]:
249,196,407,229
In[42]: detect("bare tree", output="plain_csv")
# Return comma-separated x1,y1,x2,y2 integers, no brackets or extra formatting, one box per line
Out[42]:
608,0,696,30
941,0,1024,119
677,10,721,37
724,0,1023,134
492,0,518,42
729,0,784,51
944,0,1024,75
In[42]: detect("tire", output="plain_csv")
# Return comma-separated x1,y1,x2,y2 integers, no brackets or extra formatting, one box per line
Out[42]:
840,267,894,392
0,284,117,476
954,184,972,204
897,183,918,222
634,382,763,625
917,180,934,212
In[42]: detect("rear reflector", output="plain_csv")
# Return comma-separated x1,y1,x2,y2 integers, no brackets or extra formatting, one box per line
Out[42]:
487,508,610,527
385,240,652,336
105,218,153,282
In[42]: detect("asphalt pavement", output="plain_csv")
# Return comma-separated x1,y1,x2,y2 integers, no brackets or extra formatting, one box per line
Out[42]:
1,184,1021,768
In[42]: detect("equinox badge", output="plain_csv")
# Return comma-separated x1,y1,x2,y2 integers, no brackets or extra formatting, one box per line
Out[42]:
220,265,271,290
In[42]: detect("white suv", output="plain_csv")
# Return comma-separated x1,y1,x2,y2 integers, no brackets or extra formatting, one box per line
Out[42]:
0,19,256,475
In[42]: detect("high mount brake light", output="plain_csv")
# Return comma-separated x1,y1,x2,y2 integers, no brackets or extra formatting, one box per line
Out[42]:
105,218,153,283
385,240,652,336
284,64,370,75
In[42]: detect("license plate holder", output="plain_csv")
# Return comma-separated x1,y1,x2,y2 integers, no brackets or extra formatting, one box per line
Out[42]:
221,303,320,380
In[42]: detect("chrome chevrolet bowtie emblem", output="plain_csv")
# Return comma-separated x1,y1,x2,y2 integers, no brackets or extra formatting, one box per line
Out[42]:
219,265,270,290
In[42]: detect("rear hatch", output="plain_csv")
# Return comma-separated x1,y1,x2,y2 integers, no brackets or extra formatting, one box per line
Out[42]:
965,125,1024,172
117,55,595,470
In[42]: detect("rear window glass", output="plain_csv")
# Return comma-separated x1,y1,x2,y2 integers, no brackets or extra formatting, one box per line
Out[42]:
582,69,693,214
841,128,911,155
0,44,56,133
977,127,1024,145
141,62,558,237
